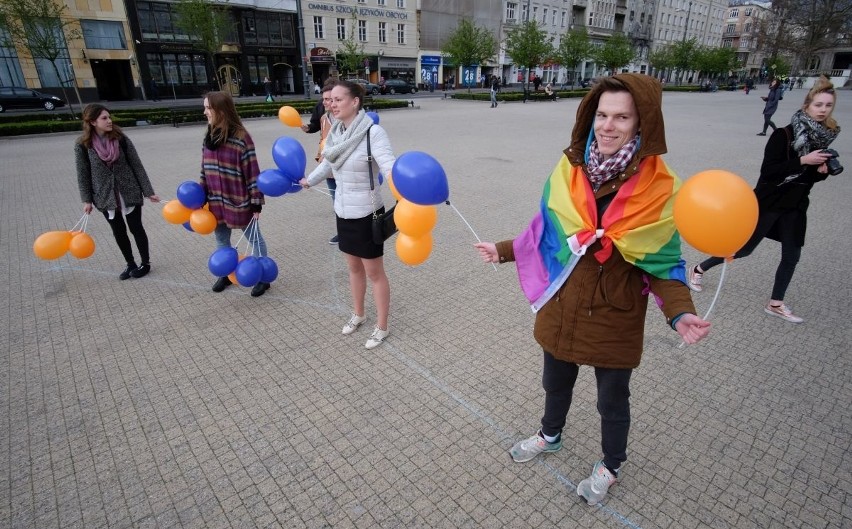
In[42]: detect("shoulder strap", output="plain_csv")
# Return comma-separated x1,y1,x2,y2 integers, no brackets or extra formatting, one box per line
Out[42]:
367,128,375,190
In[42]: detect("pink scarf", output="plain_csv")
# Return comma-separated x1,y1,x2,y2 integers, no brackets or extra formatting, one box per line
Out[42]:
93,133,120,168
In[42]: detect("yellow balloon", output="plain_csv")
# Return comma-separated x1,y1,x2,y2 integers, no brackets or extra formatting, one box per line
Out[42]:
278,106,302,127
189,209,217,235
393,199,437,238
162,200,193,224
68,232,96,259
386,171,402,201
33,230,73,260
395,232,433,266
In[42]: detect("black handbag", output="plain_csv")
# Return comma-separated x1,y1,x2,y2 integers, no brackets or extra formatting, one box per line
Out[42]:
367,128,397,244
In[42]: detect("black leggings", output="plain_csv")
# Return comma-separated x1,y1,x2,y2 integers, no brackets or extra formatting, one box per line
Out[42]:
540,351,632,471
698,209,802,301
103,206,149,265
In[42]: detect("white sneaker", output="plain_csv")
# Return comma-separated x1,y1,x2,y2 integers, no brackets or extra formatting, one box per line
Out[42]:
365,326,389,349
764,302,804,323
342,314,367,335
687,266,703,293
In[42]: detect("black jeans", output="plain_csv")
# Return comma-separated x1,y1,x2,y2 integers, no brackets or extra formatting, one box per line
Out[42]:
699,209,802,300
540,351,632,471
762,114,777,134
103,206,149,265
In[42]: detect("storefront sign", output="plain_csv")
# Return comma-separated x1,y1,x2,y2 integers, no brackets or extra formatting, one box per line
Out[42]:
310,47,335,64
383,60,416,69
307,3,409,19
421,56,441,65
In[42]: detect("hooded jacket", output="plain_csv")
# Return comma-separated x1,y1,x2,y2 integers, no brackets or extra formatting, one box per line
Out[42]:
495,74,696,369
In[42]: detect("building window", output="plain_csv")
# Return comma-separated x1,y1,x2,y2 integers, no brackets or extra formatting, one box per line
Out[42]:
337,18,346,40
744,22,751,32
242,11,294,46
745,7,752,16
358,20,367,42
378,21,387,43
552,10,557,25
543,8,548,23
81,20,127,49
521,4,528,21
0,26,25,87
533,6,538,21
506,2,516,21
397,23,405,44
29,23,72,87
725,23,735,34
378,0,386,6
561,11,566,26
397,0,405,7
314,16,324,39
729,8,738,17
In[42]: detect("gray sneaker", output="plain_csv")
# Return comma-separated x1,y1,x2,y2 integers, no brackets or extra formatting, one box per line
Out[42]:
577,460,619,505
509,430,562,463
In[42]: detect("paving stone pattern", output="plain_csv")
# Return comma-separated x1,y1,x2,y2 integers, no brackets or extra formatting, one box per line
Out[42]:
1,89,850,528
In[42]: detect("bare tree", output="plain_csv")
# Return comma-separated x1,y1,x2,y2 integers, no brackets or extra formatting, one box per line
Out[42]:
763,0,852,73
172,0,233,90
0,0,82,117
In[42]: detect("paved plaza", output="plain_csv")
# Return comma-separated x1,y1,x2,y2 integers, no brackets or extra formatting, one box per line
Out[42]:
1,88,850,528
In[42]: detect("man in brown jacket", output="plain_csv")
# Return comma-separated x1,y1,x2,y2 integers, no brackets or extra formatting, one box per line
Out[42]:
475,74,711,505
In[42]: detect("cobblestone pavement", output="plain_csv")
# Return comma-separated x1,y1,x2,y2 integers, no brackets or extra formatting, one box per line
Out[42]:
1,89,850,529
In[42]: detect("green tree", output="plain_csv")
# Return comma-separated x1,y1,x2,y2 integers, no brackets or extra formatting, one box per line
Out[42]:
172,0,233,90
441,19,497,93
0,0,82,117
553,27,591,88
504,21,554,94
693,46,738,80
592,33,634,75
669,38,698,84
648,45,675,80
336,14,367,78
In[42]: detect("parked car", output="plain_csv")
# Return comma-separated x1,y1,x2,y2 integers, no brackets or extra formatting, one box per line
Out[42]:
0,86,66,112
379,79,418,95
347,78,381,95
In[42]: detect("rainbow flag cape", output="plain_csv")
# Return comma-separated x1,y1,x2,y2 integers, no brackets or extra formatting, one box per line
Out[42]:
513,154,687,312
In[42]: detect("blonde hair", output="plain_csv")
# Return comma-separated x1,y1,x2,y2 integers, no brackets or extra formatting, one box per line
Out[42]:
802,76,838,130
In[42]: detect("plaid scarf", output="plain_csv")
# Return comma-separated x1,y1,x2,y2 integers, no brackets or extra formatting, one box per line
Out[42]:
585,136,640,191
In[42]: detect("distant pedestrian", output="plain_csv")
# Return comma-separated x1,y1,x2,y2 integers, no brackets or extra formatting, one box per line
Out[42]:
263,76,273,102
490,76,500,108
533,75,542,91
757,79,782,136
75,104,160,280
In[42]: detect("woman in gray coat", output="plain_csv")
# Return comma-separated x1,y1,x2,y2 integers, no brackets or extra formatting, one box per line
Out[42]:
758,79,782,135
76,104,160,279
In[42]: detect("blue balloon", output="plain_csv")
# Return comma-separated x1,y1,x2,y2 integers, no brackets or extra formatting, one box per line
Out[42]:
378,172,384,185
176,180,205,209
258,256,279,283
235,256,262,287
182,221,194,232
367,111,380,124
272,137,307,182
257,169,290,197
208,247,238,277
391,151,450,205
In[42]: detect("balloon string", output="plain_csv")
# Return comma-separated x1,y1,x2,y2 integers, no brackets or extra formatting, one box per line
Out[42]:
309,185,332,197
445,200,497,272
678,260,727,349
70,213,87,232
234,217,255,254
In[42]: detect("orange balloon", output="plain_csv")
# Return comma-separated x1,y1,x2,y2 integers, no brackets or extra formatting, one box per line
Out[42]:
393,199,437,238
674,170,759,257
395,232,433,266
386,171,402,201
68,232,96,259
189,209,217,235
228,254,246,285
278,106,302,127
33,231,73,260
162,200,193,224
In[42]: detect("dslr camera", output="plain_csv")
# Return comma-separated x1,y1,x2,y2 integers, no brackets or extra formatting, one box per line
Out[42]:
820,148,843,176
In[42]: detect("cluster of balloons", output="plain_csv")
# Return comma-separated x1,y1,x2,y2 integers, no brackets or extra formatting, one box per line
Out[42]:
33,229,95,260
207,247,279,288
388,152,450,266
257,137,306,197
162,181,217,234
674,169,758,258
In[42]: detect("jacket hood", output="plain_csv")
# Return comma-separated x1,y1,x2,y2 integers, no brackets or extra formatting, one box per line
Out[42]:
565,73,666,167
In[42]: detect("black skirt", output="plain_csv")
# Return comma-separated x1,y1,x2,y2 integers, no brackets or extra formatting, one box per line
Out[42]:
337,208,384,259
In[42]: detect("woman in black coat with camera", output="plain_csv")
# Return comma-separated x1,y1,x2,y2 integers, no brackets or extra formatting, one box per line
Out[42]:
688,76,841,323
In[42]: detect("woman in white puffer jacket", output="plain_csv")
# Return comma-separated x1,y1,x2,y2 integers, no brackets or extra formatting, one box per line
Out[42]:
300,81,396,350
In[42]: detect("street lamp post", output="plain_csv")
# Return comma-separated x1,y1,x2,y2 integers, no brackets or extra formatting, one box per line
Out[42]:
682,1,693,42
295,1,312,99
